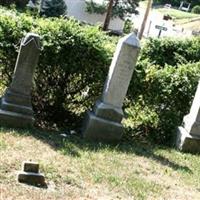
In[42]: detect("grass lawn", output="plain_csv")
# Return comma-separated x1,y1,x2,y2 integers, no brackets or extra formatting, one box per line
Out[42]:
0,128,200,200
156,8,200,20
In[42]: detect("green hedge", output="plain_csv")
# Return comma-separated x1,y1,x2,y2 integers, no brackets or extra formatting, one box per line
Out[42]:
140,37,200,67
0,0,28,8
0,8,115,128
0,7,200,144
126,61,200,144
192,5,200,14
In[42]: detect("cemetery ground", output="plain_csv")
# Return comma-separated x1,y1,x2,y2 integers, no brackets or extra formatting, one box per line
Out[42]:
0,84,200,200
1,127,200,200
156,7,200,29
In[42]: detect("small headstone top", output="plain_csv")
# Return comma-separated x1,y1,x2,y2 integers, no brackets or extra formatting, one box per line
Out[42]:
22,161,39,173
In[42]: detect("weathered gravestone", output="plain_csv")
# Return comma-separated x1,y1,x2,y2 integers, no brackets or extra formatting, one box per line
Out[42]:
0,33,40,127
82,33,140,141
18,161,46,187
176,80,200,153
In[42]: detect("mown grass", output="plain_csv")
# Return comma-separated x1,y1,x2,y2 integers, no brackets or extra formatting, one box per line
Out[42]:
157,8,199,20
0,127,200,200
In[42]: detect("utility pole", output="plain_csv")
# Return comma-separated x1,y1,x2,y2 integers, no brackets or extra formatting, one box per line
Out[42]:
138,0,152,40
103,0,114,31
39,0,45,15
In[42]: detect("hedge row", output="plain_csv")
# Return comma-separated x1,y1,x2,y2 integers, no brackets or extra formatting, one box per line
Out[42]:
0,7,115,128
126,61,200,144
0,0,29,8
0,7,200,144
140,37,200,67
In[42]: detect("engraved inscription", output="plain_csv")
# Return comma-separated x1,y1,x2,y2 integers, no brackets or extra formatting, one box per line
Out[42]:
102,34,140,108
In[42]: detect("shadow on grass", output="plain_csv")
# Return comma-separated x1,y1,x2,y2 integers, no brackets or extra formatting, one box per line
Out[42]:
0,126,193,174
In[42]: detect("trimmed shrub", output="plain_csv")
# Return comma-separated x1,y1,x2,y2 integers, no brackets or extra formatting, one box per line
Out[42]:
140,37,200,67
126,62,200,144
0,8,115,128
192,5,200,14
0,0,28,8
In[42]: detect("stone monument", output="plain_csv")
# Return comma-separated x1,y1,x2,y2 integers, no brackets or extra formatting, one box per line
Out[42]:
176,80,200,153
0,33,40,127
18,161,46,187
82,33,140,141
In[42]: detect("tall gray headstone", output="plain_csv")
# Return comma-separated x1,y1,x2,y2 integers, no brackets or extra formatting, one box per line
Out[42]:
82,33,140,141
0,33,40,127
176,80,200,153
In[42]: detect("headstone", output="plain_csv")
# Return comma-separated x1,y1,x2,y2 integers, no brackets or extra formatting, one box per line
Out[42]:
82,33,140,141
176,81,200,153
0,33,40,128
18,161,46,187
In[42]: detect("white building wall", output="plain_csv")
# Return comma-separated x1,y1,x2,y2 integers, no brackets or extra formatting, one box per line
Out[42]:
65,0,124,32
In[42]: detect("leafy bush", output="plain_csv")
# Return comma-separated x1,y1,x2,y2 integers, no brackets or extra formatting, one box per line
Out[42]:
140,37,200,67
192,5,200,14
123,19,134,34
0,8,115,128
0,0,28,8
126,62,200,144
40,0,67,17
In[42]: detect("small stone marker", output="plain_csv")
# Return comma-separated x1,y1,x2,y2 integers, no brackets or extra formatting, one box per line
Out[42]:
18,161,46,186
82,33,140,141
176,80,200,153
0,33,40,128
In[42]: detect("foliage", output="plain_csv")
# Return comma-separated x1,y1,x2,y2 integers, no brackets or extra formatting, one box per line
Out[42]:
126,61,200,144
0,8,115,128
123,19,134,34
85,0,140,20
85,0,107,14
0,0,28,8
140,37,200,67
40,0,67,17
192,5,200,14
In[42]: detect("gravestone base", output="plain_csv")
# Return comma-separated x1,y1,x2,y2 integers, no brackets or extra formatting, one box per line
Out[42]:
0,91,34,128
17,172,45,186
83,101,123,141
176,126,200,153
0,109,34,128
17,161,45,187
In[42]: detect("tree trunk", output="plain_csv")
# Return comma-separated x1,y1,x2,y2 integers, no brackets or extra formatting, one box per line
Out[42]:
103,0,114,31
138,0,152,40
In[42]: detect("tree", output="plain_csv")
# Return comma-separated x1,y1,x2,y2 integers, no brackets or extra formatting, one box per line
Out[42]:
86,0,140,20
103,0,114,31
40,0,67,17
112,0,140,20
138,0,152,40
0,0,29,8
